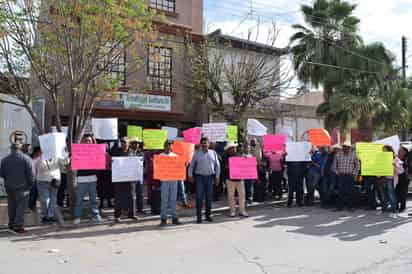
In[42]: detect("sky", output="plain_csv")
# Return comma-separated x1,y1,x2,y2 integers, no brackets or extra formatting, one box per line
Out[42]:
204,0,412,82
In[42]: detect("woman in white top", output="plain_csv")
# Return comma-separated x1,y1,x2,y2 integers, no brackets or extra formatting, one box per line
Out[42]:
35,150,68,224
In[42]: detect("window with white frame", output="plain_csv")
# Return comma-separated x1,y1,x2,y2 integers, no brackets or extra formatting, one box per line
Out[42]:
149,0,176,13
147,46,172,91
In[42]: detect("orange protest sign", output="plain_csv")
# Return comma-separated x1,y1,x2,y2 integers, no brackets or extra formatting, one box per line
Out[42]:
153,155,187,181
308,128,332,147
172,141,195,163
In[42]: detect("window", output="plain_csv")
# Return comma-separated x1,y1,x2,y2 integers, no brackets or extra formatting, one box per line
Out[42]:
101,43,127,86
149,0,176,13
147,46,172,92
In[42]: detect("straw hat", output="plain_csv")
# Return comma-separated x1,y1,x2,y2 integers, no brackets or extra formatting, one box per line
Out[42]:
342,141,352,147
331,144,342,150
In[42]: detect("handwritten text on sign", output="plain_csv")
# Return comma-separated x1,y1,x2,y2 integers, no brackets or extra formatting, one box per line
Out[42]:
71,144,106,170
143,130,168,150
153,155,187,181
172,141,195,163
361,152,394,176
202,123,227,142
229,157,258,180
112,157,143,183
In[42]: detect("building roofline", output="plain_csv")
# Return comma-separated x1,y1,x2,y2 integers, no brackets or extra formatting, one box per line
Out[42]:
207,29,289,55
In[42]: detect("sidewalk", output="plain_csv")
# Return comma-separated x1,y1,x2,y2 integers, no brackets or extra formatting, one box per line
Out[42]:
0,195,287,230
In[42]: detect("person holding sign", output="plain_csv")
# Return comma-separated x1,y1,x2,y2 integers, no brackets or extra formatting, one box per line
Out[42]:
73,134,103,225
159,140,182,226
332,141,360,211
128,138,145,214
223,142,248,217
110,137,138,223
376,146,397,213
188,137,221,224
395,146,409,212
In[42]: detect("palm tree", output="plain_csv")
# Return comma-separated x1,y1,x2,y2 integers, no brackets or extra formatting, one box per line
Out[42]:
290,0,362,94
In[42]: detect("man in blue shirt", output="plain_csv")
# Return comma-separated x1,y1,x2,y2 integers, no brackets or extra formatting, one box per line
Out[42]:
306,145,328,206
188,137,221,223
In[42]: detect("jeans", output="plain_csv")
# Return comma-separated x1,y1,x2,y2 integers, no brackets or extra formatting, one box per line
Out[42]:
57,173,67,207
337,175,355,209
325,173,338,205
244,180,254,201
160,181,178,220
396,173,409,210
177,181,188,204
287,173,304,205
195,175,214,219
227,180,247,215
74,182,100,219
7,189,28,229
37,181,58,219
363,177,378,209
379,178,397,212
306,172,321,205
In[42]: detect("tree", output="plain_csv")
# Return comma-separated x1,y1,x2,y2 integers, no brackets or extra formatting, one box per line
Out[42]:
0,0,154,211
190,27,293,128
0,0,154,142
290,0,362,95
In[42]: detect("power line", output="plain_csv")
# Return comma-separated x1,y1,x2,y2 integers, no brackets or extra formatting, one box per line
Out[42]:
303,61,383,75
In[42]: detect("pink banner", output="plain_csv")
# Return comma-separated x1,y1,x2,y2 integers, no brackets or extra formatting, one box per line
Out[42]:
183,127,201,145
263,134,287,152
229,157,258,180
71,144,107,170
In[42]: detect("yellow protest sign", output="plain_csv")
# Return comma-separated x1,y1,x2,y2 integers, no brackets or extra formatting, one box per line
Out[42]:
127,126,143,141
227,125,238,142
356,142,383,160
361,152,394,176
143,130,168,150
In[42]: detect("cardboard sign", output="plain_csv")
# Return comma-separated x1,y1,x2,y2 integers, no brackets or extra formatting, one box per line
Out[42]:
285,142,312,162
92,118,118,140
247,119,267,136
172,141,195,163
229,157,258,180
374,135,400,155
263,134,287,153
71,144,106,170
112,157,143,183
183,127,201,145
202,123,227,142
162,126,178,141
308,128,331,147
227,125,238,143
356,143,383,160
361,152,394,176
127,125,143,141
39,133,67,160
143,129,168,150
153,155,186,181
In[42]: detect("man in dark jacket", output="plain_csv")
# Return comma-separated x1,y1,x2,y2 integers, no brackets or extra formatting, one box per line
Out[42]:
0,143,35,233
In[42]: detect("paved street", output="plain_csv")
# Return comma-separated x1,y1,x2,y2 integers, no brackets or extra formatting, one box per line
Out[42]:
2,203,412,274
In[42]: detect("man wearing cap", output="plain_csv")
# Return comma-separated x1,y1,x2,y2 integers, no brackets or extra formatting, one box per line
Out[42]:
0,142,35,233
188,137,221,223
223,142,248,217
128,138,145,214
110,137,138,222
332,141,360,211
159,140,182,226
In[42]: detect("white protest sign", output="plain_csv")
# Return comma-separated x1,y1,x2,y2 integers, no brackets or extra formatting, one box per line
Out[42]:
112,157,143,183
285,142,312,162
39,133,67,160
92,118,118,140
202,123,227,142
247,119,267,136
374,135,400,155
162,126,178,140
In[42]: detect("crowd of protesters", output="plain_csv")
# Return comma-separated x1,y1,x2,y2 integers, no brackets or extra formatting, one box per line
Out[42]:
1,133,411,234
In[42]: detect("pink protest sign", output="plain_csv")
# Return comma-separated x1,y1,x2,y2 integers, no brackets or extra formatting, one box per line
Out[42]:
183,127,201,145
71,144,107,170
229,157,258,180
263,134,287,152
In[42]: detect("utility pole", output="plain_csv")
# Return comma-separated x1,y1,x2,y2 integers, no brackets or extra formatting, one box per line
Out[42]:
402,36,407,82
